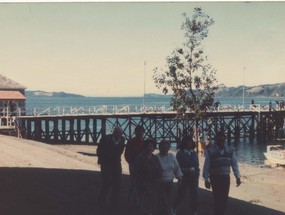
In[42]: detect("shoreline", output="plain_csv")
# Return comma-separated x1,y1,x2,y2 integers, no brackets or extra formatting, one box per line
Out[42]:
0,135,284,215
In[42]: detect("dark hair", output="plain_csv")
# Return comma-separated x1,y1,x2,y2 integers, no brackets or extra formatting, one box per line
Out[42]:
158,139,171,149
214,131,226,142
135,125,145,133
179,135,194,150
144,138,156,149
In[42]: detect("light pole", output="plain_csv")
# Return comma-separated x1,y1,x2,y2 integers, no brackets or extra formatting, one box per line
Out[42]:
143,61,146,112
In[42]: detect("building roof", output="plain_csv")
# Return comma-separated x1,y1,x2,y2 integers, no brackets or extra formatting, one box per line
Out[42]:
0,74,26,89
0,91,26,100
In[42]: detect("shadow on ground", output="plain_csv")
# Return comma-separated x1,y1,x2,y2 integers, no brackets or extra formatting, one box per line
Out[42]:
78,152,97,157
0,167,283,215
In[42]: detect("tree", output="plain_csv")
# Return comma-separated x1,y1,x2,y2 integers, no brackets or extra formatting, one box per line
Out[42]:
153,8,221,119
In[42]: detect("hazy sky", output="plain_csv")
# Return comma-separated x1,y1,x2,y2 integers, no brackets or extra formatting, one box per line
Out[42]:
0,2,285,96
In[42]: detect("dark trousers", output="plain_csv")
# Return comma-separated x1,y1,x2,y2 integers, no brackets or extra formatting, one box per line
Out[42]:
173,174,199,212
128,164,141,205
158,181,173,215
210,174,230,215
98,164,122,210
139,181,159,215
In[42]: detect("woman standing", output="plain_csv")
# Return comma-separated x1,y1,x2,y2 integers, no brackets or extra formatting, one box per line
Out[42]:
173,135,200,215
133,139,161,215
156,140,183,215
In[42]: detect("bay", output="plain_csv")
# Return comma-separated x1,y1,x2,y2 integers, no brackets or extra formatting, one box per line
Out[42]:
26,96,284,113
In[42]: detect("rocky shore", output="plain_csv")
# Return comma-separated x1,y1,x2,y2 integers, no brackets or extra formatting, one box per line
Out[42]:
0,135,284,215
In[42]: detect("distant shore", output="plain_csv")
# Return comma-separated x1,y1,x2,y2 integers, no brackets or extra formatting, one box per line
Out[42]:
0,135,284,215
26,81,285,98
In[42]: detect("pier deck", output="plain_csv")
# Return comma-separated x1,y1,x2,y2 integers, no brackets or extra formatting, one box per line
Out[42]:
17,108,285,145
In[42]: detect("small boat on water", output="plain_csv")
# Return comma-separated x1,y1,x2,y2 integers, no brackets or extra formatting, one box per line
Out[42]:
264,145,285,166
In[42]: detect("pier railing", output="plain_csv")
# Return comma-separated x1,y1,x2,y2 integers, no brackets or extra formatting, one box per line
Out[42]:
24,104,276,116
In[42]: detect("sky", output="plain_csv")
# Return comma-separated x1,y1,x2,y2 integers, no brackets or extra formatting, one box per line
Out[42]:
0,2,285,97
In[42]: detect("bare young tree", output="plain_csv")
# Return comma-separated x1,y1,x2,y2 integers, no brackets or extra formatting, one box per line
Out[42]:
153,8,221,119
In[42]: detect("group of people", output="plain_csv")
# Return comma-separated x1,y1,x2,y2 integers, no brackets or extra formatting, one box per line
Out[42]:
96,125,241,215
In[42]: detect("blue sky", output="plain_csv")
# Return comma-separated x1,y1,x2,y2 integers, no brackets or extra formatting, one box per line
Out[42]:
0,2,284,96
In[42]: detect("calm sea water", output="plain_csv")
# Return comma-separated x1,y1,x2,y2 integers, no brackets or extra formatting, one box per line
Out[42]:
26,96,285,166
26,96,283,110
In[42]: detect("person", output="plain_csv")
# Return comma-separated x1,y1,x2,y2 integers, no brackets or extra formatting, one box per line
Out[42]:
250,99,256,109
269,100,272,111
173,135,199,215
124,125,145,206
133,139,161,215
214,100,221,111
156,140,183,215
96,126,125,213
203,131,241,215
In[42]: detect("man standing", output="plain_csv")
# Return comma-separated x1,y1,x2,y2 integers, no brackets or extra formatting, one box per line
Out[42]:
97,126,125,213
173,135,199,215
124,125,145,206
203,131,241,215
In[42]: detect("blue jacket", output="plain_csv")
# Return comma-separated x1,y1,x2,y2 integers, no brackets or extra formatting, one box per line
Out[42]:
176,149,200,177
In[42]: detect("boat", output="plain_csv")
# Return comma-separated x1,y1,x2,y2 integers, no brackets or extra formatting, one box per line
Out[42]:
264,145,285,166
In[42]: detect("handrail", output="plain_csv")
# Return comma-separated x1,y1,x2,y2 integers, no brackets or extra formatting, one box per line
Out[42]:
21,104,284,117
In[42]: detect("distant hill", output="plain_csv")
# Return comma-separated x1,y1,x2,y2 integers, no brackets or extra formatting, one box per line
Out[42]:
146,83,285,98
26,90,85,98
216,82,285,97
26,83,285,98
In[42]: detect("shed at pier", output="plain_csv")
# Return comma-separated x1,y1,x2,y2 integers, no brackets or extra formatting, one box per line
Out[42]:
0,74,26,127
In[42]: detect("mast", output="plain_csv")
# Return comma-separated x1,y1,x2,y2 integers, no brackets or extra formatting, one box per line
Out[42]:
143,61,146,112
243,66,245,110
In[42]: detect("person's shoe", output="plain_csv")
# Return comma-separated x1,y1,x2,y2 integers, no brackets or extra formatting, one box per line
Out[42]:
170,208,177,215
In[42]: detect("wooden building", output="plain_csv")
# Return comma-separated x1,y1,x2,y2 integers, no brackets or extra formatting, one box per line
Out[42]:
0,74,26,127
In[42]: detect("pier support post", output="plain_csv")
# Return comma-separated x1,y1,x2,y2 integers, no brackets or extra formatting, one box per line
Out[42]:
85,118,90,143
45,120,50,142
34,119,41,141
62,119,66,142
70,119,75,143
54,119,59,143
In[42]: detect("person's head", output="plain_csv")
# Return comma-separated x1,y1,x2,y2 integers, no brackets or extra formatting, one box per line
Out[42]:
144,138,156,154
113,126,123,141
180,135,196,150
158,140,171,155
214,131,226,148
134,125,144,139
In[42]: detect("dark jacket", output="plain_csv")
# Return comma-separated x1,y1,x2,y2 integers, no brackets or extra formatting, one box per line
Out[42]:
97,134,125,168
133,153,162,184
176,149,200,177
124,137,145,165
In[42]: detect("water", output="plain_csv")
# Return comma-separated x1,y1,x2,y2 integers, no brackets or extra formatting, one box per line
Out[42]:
26,96,283,111
232,139,268,165
25,96,285,166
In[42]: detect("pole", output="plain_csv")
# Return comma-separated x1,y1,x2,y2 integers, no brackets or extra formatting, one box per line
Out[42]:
143,61,146,112
243,66,245,110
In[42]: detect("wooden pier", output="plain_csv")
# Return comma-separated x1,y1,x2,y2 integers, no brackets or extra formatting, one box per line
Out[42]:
17,109,285,145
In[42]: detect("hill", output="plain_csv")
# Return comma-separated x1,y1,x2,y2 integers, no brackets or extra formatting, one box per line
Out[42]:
26,83,285,98
216,83,285,97
26,90,85,98
146,83,285,98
